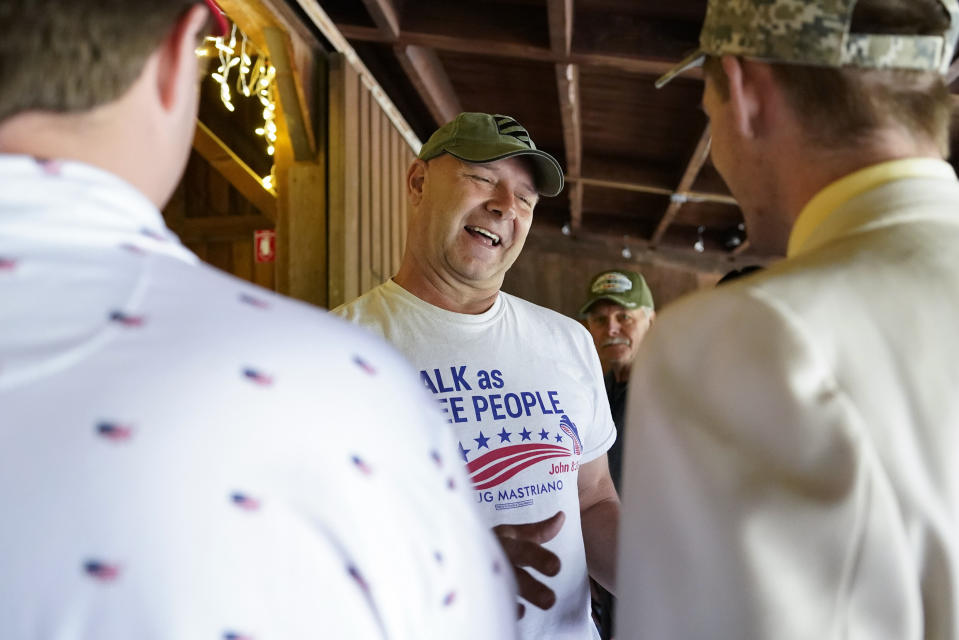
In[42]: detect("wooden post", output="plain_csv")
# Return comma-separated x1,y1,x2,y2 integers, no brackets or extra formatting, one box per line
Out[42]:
328,54,361,308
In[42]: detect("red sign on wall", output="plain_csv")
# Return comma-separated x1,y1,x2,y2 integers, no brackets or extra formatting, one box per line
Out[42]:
254,230,276,263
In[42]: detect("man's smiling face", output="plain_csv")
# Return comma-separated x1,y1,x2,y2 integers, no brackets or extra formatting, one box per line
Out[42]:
409,153,539,289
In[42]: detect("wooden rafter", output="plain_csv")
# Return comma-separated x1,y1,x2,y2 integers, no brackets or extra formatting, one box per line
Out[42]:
567,181,584,232
192,121,277,222
263,27,316,161
217,0,318,49
651,124,712,244
524,226,778,275
336,25,699,79
547,0,574,57
555,63,581,178
565,175,736,206
361,0,400,40
395,44,462,125
555,61,583,228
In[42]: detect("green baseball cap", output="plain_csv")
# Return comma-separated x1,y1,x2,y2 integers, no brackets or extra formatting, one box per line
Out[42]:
579,270,655,317
418,112,565,197
656,0,959,89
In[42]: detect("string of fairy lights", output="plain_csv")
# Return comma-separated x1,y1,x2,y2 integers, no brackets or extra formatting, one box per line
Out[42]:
197,24,278,193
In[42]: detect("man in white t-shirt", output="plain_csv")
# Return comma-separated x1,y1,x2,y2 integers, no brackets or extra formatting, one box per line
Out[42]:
0,3,516,638
334,112,619,639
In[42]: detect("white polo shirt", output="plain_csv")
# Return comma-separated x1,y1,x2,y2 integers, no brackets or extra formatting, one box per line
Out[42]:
0,155,517,640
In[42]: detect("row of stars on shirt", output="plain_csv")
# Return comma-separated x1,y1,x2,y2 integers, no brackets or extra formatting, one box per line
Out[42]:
458,428,566,461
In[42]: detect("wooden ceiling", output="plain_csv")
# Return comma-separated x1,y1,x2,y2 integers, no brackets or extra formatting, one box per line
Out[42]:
302,0,959,272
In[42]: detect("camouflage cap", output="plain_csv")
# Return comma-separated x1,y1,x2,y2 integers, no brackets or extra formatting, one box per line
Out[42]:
579,270,655,317
656,0,959,88
418,112,565,197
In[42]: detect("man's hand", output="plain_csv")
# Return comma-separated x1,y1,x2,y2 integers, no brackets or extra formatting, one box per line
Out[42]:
493,510,565,618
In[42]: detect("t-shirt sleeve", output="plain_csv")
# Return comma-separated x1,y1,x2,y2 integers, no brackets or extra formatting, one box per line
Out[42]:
575,322,617,464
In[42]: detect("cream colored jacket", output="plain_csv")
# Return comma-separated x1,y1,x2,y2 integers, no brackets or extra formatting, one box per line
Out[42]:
617,160,959,639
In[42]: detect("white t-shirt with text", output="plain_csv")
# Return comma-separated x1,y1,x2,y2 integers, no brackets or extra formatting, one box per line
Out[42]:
335,279,615,640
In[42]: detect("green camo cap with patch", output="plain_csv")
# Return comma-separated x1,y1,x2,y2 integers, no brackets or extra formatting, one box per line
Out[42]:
418,112,565,197
579,270,655,317
656,0,959,88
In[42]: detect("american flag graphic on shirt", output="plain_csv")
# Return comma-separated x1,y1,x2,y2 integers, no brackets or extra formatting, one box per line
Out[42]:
464,415,583,490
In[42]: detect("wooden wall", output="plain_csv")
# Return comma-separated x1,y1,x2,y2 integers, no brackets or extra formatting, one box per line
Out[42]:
162,151,277,291
503,230,721,320
169,48,418,311
327,54,414,309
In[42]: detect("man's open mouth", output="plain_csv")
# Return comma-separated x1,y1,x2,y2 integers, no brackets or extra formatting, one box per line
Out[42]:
465,225,501,247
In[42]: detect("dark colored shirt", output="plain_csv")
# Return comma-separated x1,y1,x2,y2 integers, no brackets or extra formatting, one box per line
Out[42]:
604,371,629,492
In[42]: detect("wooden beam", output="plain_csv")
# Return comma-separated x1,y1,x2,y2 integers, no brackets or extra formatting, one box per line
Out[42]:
394,44,462,125
556,63,582,178
566,175,737,205
192,121,277,222
285,162,327,306
651,124,712,244
328,54,362,308
263,27,316,162
361,0,400,40
547,0,574,57
571,52,695,78
556,61,582,228
568,180,584,231
730,239,751,256
684,191,738,206
524,225,780,275
337,25,699,79
568,176,672,197
217,0,321,51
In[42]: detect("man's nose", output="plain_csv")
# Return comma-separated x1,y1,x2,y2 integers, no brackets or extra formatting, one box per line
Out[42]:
486,184,516,219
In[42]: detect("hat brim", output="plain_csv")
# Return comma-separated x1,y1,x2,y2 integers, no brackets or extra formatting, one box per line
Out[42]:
578,294,640,318
655,49,706,89
443,145,565,198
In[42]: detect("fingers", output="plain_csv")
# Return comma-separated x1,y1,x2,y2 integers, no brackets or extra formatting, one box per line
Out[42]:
513,566,557,611
492,511,567,616
494,510,566,544
497,534,561,577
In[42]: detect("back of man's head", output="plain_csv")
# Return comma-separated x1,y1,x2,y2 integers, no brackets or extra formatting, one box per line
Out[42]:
664,0,958,157
0,1,208,125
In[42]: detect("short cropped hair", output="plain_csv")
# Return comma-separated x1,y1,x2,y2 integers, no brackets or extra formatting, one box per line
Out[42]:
0,1,203,124
704,0,954,156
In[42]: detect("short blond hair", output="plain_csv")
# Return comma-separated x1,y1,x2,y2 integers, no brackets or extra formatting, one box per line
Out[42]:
0,1,204,124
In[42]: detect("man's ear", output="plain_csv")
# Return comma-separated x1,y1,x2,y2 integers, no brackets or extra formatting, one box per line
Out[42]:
155,4,210,112
408,159,428,205
720,55,774,140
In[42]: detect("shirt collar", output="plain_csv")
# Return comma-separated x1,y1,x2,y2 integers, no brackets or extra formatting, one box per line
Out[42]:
787,158,957,258
0,154,193,262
